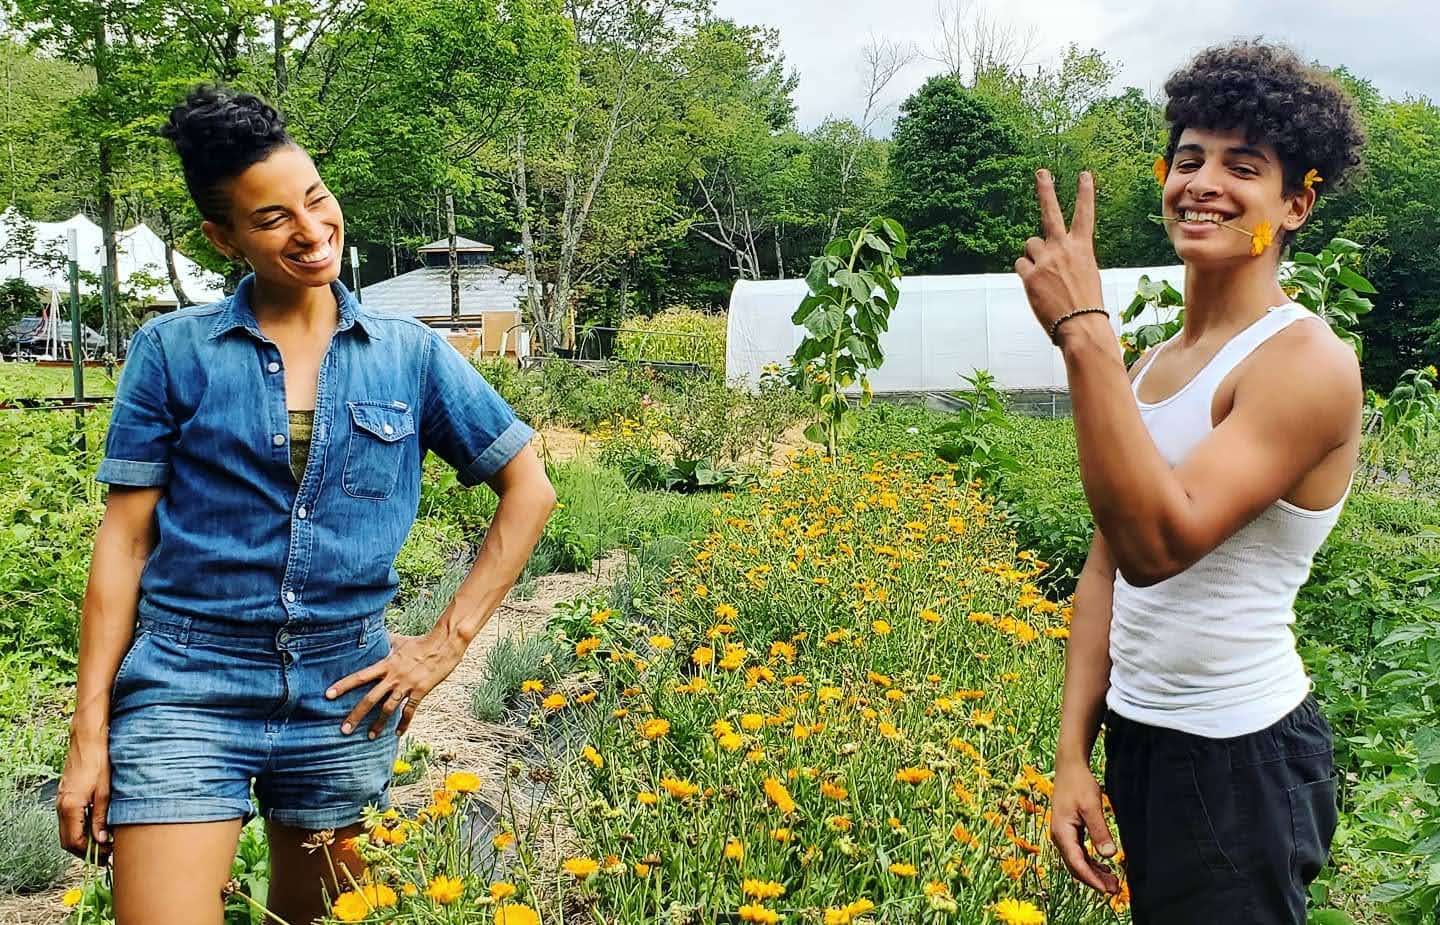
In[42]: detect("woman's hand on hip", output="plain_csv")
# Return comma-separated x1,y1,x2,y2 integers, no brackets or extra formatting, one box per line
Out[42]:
327,631,467,738
57,728,113,862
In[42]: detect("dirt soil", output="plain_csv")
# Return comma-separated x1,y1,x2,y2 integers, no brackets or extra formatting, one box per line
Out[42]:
0,555,627,925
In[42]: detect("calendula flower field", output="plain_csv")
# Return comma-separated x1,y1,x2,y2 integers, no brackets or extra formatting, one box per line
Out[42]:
298,448,1122,925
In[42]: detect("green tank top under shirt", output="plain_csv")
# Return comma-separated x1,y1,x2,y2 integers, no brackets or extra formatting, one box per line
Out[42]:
288,409,314,483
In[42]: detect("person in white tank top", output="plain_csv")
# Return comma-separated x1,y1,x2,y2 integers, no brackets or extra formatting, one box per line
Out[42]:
1012,42,1365,925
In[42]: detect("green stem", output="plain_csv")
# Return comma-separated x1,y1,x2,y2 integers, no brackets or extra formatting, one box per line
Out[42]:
825,231,870,460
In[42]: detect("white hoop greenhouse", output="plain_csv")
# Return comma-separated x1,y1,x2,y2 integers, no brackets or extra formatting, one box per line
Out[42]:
725,265,1188,394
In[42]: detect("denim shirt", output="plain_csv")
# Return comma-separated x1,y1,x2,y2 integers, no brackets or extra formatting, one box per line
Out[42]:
97,275,533,629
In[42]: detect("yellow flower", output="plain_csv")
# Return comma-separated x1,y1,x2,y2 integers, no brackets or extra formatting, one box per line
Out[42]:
895,766,934,785
494,904,541,925
640,718,671,739
563,857,600,880
444,771,481,793
581,745,603,768
520,679,544,693
1302,168,1324,190
635,862,653,876
332,891,370,922
724,838,745,860
715,603,739,621
575,636,600,658
871,619,891,635
391,759,412,775
661,776,699,799
542,693,567,711
739,904,781,923
1250,221,1275,256
821,780,848,801
425,875,465,905
649,635,674,649
971,709,995,729
1153,156,1167,185
763,777,796,814
61,889,83,908
993,898,1046,925
403,883,419,896
771,827,792,842
637,790,659,806
919,608,942,623
889,862,918,877
743,879,787,899
718,731,745,751
692,645,715,666
490,881,518,901
493,831,515,850
740,713,765,731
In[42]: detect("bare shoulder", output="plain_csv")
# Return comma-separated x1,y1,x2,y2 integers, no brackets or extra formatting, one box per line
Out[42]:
1238,317,1362,434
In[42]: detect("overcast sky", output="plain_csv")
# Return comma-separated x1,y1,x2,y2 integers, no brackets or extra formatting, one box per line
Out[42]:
710,0,1439,135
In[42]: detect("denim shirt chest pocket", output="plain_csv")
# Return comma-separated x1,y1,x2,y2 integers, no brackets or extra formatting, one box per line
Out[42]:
343,400,416,500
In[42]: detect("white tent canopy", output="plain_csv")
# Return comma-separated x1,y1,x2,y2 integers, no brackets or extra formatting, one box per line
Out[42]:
0,209,225,307
725,265,1188,393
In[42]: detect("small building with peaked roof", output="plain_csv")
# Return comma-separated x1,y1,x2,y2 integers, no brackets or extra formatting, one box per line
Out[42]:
360,236,527,358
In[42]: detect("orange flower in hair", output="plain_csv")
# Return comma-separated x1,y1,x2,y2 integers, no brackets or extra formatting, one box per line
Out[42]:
1302,168,1323,191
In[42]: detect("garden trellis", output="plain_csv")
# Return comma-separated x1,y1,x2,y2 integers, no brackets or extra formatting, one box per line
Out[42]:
725,265,1189,394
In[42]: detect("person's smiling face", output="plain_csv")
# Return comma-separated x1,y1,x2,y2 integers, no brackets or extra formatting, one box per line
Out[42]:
1161,125,1312,266
203,145,344,289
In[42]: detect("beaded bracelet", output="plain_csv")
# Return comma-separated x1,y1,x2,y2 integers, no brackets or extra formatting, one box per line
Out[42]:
1048,307,1110,345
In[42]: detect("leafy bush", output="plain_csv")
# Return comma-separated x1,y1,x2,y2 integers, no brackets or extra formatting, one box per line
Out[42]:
471,633,561,723
614,306,727,373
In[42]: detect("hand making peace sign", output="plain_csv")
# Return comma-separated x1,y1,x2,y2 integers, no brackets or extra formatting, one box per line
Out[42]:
1014,169,1107,341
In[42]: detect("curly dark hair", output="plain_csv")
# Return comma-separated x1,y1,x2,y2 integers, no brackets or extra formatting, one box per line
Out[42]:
161,84,294,223
1162,41,1365,198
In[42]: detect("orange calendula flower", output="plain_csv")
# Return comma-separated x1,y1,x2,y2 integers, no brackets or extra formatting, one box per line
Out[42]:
562,857,600,880
1302,168,1323,190
581,745,603,768
714,603,739,621
1153,156,1168,185
637,790,659,806
661,776,699,799
639,718,671,739
520,679,544,693
1250,221,1275,256
490,882,518,901
575,636,600,657
541,693,567,711
739,904,781,924
425,875,465,905
895,766,934,785
763,776,796,814
494,903,541,925
493,831,516,850
743,879,787,899
444,771,481,793
888,862,918,877
993,897,1045,924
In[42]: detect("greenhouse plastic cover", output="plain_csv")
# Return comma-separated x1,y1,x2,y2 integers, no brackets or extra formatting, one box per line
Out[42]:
725,265,1188,393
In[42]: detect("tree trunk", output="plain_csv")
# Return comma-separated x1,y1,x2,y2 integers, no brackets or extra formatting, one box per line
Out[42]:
446,190,459,322
162,217,193,307
511,129,547,349
272,2,289,98
94,10,121,357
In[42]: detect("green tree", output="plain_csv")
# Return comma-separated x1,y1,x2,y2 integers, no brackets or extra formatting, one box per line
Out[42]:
888,75,1032,273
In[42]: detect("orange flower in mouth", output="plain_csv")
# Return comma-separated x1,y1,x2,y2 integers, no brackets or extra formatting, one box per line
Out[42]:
1249,221,1275,256
1153,156,1168,185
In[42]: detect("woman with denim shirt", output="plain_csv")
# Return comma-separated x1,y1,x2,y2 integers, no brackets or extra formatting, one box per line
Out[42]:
55,85,556,925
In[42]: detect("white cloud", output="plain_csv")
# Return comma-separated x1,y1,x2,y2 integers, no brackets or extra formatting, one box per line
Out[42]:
713,0,1440,134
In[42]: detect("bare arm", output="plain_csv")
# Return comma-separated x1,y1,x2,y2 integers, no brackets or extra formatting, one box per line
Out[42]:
433,445,557,649
1058,316,1359,585
1055,530,1116,769
58,486,161,858
329,444,556,737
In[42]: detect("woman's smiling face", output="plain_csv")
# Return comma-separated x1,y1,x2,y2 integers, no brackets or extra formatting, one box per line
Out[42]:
1161,125,1313,265
203,145,345,289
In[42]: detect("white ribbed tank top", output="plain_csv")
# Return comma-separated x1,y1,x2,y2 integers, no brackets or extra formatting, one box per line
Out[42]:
1106,304,1348,738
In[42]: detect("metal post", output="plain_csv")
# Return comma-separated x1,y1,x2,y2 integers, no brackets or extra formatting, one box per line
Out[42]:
67,229,85,451
349,245,363,303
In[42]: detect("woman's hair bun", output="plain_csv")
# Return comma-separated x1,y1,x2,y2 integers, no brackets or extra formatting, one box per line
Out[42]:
161,84,294,222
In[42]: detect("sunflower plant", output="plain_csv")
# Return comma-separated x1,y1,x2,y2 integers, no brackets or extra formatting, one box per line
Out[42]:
789,218,908,459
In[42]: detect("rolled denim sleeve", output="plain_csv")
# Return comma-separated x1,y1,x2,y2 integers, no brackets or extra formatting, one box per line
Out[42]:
97,327,175,488
420,332,534,486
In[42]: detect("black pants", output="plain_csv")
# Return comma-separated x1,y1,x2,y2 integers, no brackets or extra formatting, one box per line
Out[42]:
1104,695,1339,925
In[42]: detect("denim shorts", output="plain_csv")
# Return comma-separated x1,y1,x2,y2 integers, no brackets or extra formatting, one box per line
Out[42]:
107,606,399,830
1104,694,1338,925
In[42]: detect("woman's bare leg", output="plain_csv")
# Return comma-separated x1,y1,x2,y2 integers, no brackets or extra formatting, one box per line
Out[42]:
112,820,243,925
264,820,368,925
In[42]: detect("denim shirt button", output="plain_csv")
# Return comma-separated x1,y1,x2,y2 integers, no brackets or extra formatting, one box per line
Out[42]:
297,506,307,519
285,590,296,603
267,361,281,373
273,434,286,447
